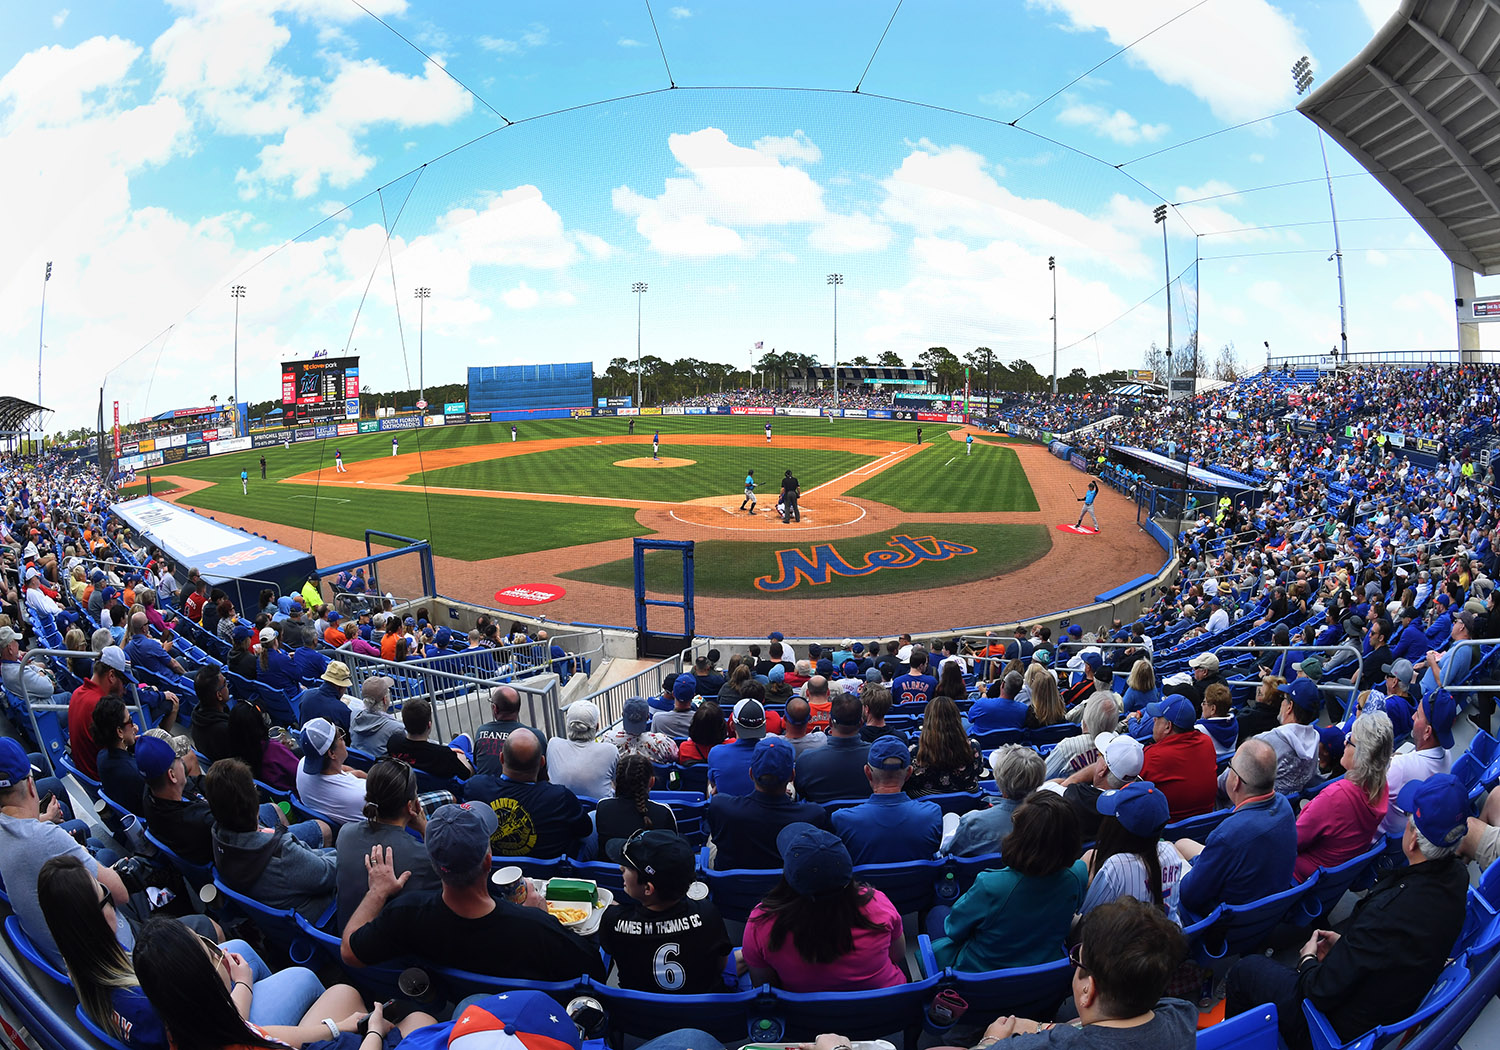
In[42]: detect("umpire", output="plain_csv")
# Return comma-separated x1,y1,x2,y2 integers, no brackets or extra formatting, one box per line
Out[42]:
780,469,801,523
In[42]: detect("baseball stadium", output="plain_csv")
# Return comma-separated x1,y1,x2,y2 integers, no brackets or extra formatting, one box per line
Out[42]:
9,4,1500,1050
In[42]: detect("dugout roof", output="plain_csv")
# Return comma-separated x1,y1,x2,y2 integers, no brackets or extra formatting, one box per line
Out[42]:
804,366,927,383
0,396,46,434
1297,0,1500,275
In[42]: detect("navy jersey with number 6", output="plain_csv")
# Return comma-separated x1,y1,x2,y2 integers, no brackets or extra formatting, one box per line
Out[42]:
597,897,732,994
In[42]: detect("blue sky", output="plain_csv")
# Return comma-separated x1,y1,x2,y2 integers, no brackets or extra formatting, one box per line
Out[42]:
0,0,1469,428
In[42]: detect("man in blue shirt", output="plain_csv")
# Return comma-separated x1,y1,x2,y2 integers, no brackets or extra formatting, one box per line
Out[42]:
891,648,937,706
1173,738,1296,923
296,660,354,732
463,729,593,859
969,671,1029,733
832,736,942,864
1419,610,1476,696
706,737,831,869
287,623,331,681
123,611,187,682
257,626,300,695
706,698,767,796
793,693,871,803
1389,606,1431,664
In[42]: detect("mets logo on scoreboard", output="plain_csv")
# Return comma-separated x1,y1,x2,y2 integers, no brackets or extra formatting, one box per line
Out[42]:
203,546,277,570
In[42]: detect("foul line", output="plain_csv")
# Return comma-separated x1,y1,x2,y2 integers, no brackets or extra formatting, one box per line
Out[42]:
287,494,351,504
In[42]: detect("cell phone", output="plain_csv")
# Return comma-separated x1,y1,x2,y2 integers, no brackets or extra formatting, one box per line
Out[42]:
38,792,54,812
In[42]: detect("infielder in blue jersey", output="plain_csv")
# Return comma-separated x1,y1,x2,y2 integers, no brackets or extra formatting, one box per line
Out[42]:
740,470,757,513
1076,480,1100,531
966,433,974,456
652,431,660,460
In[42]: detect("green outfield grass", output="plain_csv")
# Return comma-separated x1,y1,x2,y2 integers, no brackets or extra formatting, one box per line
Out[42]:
122,416,971,562
844,440,1040,512
561,522,1051,599
411,443,871,501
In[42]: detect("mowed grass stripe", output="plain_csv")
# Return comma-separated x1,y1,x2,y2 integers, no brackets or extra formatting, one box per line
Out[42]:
844,440,1039,512
410,444,872,502
562,522,1051,600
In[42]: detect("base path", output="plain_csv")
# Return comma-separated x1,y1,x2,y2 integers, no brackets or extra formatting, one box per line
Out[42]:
150,428,1166,636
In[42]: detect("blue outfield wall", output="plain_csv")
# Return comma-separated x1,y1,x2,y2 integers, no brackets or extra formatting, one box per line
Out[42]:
468,362,593,414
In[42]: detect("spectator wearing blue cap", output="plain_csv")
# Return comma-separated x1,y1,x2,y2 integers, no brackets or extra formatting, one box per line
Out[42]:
652,675,698,738
1380,688,1455,836
932,792,1087,973
1174,738,1296,923
1080,781,1185,923
1138,695,1217,821
343,800,606,981
742,822,906,991
605,697,678,764
1227,773,1471,1050
831,736,941,865
794,693,872,804
1226,675,1321,800
705,737,832,870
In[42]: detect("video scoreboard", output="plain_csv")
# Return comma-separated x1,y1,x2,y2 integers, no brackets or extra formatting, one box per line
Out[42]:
281,356,360,425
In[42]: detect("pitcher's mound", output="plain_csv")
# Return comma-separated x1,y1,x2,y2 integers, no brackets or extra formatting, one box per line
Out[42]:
615,457,696,468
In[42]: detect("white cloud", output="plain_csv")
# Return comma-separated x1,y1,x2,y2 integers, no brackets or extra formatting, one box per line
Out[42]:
502,281,540,309
0,36,142,130
478,24,548,55
618,38,645,47
670,6,692,18
753,130,821,164
1055,97,1168,144
52,9,69,28
433,185,583,269
979,88,1030,111
1357,0,1399,30
1031,0,1311,122
809,212,891,254
1365,249,1388,267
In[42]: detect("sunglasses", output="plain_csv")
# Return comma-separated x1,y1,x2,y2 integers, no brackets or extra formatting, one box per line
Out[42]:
1068,942,1089,973
96,882,112,911
198,934,224,967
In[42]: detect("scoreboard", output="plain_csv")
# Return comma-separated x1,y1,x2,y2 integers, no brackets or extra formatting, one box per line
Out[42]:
281,356,359,425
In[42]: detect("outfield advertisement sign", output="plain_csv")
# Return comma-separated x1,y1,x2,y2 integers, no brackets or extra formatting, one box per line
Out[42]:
780,408,820,417
358,420,381,433
840,409,868,418
730,407,774,415
639,407,662,416
444,413,466,424
336,423,358,436
570,408,593,418
137,439,155,452
315,424,339,439
868,410,893,419
251,432,284,448
379,416,422,432
468,413,493,424
443,402,467,414
120,441,139,455
663,407,686,415
684,407,708,414
616,407,640,416
295,427,318,441
184,443,210,460
424,415,446,427
210,437,252,455
1071,453,1087,470
162,433,187,448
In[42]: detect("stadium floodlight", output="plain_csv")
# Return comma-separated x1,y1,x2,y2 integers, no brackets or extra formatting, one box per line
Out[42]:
827,274,843,408
415,287,431,404
230,285,246,422
1293,55,1348,365
1048,257,1057,398
632,282,648,407
1152,207,1172,384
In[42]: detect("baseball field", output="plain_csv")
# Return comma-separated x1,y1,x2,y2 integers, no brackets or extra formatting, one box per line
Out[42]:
119,416,1161,634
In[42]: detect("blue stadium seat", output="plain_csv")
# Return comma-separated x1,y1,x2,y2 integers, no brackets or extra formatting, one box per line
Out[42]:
583,975,767,1045
1306,839,1387,920
141,826,213,889
1302,954,1468,1050
944,954,1074,1023
1198,874,1322,963
4,916,68,985
75,1004,132,1050
767,972,942,1043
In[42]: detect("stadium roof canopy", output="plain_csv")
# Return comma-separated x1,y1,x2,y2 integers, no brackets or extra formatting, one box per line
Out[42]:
804,366,928,383
1298,0,1500,276
0,397,46,434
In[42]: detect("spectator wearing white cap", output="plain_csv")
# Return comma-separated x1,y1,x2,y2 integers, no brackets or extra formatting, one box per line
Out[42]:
706,697,770,796
294,718,368,826
546,700,618,800
1042,731,1145,840
0,624,63,705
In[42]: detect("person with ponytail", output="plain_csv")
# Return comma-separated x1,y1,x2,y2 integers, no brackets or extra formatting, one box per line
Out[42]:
594,753,677,857
133,916,436,1050
333,758,441,929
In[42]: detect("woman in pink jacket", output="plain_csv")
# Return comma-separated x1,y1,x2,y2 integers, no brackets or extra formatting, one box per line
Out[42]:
1293,711,1393,882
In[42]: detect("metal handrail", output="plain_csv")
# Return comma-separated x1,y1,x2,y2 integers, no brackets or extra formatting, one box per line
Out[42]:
577,640,712,731
16,647,152,776
1212,643,1363,696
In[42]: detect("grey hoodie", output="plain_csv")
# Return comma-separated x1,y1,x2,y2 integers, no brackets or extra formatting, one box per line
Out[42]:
212,824,336,921
351,707,402,755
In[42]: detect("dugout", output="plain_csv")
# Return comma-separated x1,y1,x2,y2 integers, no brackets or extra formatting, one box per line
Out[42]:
468,362,592,418
110,496,318,613
1108,445,1260,507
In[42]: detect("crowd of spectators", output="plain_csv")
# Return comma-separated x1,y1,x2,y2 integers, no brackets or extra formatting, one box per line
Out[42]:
663,387,890,409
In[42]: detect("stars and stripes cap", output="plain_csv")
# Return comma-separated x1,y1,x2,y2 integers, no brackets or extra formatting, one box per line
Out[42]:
447,991,581,1050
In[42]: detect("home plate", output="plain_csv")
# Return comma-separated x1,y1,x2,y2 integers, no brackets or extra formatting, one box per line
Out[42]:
357,480,365,484
1056,523,1097,535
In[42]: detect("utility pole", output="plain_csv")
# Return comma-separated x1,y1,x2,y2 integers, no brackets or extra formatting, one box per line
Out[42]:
415,287,430,405
632,282,648,406
1048,256,1058,397
827,273,843,409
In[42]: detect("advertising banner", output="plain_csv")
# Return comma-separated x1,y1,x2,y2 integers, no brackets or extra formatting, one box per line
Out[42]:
145,450,164,468
138,439,156,452
1415,437,1441,454
315,424,339,439
444,413,466,424
184,443,210,460
945,413,967,424
468,413,493,424
1070,453,1087,470
113,401,120,456
163,433,187,449
186,431,203,444
251,432,283,449
443,402,467,415
597,396,633,408
1382,431,1406,448
868,410,894,419
295,427,318,441
336,423,358,436
639,407,662,416
379,416,422,432
780,407,819,417
616,407,639,416
730,406,774,415
663,407,686,415
162,445,187,465
423,414,446,427
684,407,708,415
358,420,381,433
173,405,215,418
209,437,252,455
120,441,139,455
840,409,869,418
570,408,594,418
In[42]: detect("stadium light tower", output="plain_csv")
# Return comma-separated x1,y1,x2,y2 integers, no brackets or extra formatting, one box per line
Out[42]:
632,282,648,406
1153,205,1174,396
414,287,431,405
1294,55,1348,366
1048,257,1058,397
230,285,245,415
827,274,843,408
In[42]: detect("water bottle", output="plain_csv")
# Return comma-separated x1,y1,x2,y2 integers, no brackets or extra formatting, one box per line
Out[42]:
747,1016,784,1043
937,871,958,902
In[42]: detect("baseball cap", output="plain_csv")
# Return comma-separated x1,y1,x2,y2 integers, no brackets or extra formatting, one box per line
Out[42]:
815,658,835,676
769,631,784,641
564,699,600,734
733,698,767,739
852,642,865,654
0,626,17,647
767,664,786,683
98,646,130,675
1095,732,1144,780
1457,611,1479,633
867,735,911,770
1188,652,1219,671
1032,648,1053,666
23,567,39,581
841,659,859,677
1079,651,1104,670
1399,606,1418,620
672,674,697,702
1067,625,1083,638
321,661,352,688
232,625,253,643
135,735,177,780
327,610,341,622
446,990,582,1050
1395,774,1468,848
1382,658,1415,686
606,829,695,898
298,718,339,774
1317,726,1347,755
259,626,277,643
749,735,794,781
1420,690,1457,750
777,822,853,897
435,626,452,645
1144,694,1196,729
622,697,652,735
1292,655,1323,679
1276,677,1321,713
1098,781,1171,837
404,616,416,627
0,738,35,789
864,667,883,683
100,586,119,602
426,802,499,882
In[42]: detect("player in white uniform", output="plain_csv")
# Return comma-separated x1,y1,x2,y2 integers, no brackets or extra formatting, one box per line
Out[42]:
391,436,399,457
765,422,772,443
335,449,346,472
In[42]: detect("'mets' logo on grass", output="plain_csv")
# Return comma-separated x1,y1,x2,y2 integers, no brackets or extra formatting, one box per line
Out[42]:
754,534,977,592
